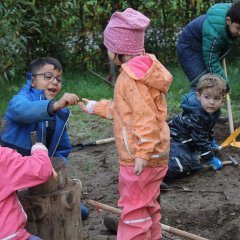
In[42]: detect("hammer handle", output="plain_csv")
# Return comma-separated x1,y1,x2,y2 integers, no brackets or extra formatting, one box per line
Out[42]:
222,160,233,166
203,160,234,170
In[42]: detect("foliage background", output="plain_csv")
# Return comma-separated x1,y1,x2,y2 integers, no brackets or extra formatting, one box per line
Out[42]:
0,0,239,82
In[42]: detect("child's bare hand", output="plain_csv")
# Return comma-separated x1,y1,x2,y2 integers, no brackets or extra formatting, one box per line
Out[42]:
78,98,89,112
78,98,96,114
133,157,148,175
53,93,79,111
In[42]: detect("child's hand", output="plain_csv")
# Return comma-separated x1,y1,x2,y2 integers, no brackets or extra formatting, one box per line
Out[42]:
53,93,79,111
78,98,96,114
208,157,223,170
31,142,48,154
134,157,148,175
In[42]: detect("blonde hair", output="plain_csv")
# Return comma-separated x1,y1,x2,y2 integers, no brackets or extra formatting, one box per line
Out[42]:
196,74,227,97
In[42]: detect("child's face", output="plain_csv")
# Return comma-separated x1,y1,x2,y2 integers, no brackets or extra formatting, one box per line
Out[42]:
226,17,240,38
31,64,62,100
197,88,224,114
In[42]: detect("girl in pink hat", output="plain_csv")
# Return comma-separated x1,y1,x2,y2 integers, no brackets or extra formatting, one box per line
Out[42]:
79,8,173,240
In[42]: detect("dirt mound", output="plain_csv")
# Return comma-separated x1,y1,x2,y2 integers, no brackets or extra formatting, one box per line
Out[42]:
68,121,240,240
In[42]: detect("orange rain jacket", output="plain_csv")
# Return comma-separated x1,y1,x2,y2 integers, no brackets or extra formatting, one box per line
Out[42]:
93,54,173,167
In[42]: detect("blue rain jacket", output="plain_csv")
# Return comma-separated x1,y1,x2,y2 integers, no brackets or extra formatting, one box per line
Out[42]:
0,80,71,163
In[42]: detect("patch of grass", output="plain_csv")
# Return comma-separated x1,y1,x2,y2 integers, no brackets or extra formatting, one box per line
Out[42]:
1,63,239,140
166,65,189,117
68,107,113,142
0,79,25,116
166,63,240,120
62,71,114,100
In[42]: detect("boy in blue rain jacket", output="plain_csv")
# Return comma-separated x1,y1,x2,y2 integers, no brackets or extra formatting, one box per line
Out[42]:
0,57,89,220
0,57,78,162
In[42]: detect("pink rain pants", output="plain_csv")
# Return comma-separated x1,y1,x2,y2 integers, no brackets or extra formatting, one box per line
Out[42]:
117,165,168,240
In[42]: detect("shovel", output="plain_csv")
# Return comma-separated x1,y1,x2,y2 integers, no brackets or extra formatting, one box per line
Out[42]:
71,137,115,151
218,127,240,149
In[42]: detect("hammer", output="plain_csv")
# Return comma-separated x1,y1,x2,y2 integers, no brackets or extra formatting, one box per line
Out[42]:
203,156,238,170
223,156,239,167
31,131,58,179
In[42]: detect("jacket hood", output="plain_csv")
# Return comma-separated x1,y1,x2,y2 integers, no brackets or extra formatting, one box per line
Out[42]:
207,3,232,40
181,92,204,114
121,54,172,94
19,80,45,99
181,92,221,118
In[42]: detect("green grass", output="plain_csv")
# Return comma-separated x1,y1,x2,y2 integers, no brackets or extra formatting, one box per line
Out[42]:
0,79,25,117
1,64,239,139
62,71,114,100
166,63,240,120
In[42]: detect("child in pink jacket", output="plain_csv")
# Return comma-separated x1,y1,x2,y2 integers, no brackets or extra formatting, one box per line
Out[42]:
79,8,172,240
0,143,53,240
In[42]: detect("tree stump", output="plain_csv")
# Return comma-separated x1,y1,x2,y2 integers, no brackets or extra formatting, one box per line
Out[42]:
20,157,83,240
29,157,67,195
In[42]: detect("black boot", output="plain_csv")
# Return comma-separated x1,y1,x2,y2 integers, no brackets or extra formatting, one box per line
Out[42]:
160,182,169,192
104,215,118,234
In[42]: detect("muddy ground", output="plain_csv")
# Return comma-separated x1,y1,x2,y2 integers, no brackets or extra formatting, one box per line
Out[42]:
68,119,240,240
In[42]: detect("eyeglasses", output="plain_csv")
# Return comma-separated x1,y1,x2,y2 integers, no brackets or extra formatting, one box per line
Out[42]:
32,72,63,84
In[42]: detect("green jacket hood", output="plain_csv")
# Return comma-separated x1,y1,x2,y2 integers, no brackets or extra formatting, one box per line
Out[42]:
207,3,232,41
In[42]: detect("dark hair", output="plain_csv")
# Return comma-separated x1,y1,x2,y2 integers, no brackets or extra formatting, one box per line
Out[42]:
27,57,63,74
227,1,240,24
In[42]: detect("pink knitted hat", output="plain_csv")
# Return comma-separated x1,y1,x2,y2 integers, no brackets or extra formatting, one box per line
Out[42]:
104,8,150,55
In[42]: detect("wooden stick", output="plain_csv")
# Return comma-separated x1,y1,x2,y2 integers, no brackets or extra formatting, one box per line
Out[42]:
52,167,58,179
95,137,115,145
86,199,209,240
88,68,115,87
223,58,234,134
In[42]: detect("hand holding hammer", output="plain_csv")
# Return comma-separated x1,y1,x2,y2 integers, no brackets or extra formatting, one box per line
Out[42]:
31,131,58,179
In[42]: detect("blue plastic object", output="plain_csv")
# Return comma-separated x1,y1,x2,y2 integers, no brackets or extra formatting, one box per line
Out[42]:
211,139,220,151
80,204,89,221
208,157,223,170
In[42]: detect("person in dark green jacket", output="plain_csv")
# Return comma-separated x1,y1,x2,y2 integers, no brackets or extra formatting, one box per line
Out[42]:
177,1,240,90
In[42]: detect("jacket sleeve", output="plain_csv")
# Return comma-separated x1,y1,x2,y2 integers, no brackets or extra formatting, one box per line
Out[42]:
93,100,114,120
124,80,166,161
1,147,52,195
202,34,228,81
6,95,52,123
186,114,214,162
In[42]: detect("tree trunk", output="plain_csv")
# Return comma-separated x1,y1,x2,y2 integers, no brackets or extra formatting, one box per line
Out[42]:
20,157,83,240
29,157,67,195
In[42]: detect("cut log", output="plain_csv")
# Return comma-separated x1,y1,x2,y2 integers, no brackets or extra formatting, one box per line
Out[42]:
19,157,83,240
23,179,83,240
29,157,67,195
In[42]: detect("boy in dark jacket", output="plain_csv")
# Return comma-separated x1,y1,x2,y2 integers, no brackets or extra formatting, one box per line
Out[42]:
165,74,227,182
177,1,240,90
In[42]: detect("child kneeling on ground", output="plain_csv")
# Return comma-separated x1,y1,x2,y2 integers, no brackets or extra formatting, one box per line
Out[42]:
165,74,227,183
